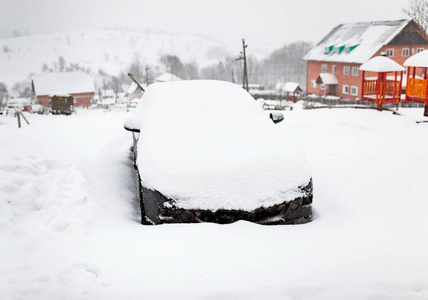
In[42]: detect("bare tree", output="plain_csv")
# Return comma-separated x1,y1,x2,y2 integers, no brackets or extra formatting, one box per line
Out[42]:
259,41,312,89
58,56,66,72
0,82,8,108
129,53,145,78
404,0,428,33
11,81,32,98
160,54,184,77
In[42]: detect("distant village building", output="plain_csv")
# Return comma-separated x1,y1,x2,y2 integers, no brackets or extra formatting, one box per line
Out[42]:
154,73,182,83
249,82,303,102
7,98,32,112
248,84,264,91
101,89,115,99
304,19,428,100
125,82,145,101
32,72,95,107
276,82,303,102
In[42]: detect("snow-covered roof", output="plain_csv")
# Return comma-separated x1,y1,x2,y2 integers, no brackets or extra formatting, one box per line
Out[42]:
154,72,182,82
360,56,405,72
48,93,71,97
279,82,303,93
304,19,411,64
126,82,138,94
248,84,264,90
316,73,338,85
7,98,31,106
126,80,311,211
32,72,95,96
404,50,428,67
249,90,278,96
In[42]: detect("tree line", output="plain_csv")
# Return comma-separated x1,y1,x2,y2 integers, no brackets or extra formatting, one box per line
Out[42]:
0,40,312,105
107,40,314,94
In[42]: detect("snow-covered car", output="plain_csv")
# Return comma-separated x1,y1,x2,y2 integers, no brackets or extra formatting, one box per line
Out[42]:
124,80,312,225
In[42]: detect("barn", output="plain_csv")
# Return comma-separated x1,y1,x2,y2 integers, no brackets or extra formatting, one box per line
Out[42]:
32,72,95,107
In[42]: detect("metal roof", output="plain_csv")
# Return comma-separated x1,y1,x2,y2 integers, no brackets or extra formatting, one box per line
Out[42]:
304,19,411,64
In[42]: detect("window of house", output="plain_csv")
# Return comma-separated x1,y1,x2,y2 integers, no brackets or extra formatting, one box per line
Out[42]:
311,80,316,89
321,84,326,90
342,84,349,94
343,66,350,75
352,67,359,76
386,49,394,57
321,64,327,73
417,48,425,53
351,86,358,96
402,48,410,57
332,65,336,74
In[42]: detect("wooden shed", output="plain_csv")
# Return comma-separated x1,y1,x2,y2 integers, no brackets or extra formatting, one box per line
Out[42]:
360,56,405,108
279,82,303,102
49,93,74,115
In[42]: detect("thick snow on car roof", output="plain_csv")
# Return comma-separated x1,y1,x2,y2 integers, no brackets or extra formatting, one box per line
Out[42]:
132,80,311,211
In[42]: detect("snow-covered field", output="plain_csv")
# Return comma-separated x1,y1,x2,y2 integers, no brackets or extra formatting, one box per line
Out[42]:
1,105,428,299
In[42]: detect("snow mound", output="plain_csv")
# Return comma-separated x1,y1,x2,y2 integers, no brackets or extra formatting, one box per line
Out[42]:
132,80,311,211
0,156,92,236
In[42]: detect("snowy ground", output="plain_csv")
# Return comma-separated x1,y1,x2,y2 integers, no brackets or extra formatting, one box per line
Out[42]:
1,105,428,299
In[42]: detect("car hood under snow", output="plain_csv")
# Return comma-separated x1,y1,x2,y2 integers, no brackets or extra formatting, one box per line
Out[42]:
126,80,311,211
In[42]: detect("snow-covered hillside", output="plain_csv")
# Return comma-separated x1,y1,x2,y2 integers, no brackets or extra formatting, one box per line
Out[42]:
0,30,233,87
1,105,428,299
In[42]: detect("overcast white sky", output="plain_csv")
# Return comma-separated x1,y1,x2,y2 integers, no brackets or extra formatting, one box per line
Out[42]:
1,0,411,51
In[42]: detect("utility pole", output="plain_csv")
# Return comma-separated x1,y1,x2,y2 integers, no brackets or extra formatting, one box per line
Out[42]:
103,78,107,98
236,39,249,92
127,73,146,92
145,65,150,86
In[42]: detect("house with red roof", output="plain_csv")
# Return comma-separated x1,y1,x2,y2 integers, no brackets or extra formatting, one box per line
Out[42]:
304,19,428,100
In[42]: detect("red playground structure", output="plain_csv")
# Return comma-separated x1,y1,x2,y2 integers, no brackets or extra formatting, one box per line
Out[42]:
404,50,428,116
360,56,405,108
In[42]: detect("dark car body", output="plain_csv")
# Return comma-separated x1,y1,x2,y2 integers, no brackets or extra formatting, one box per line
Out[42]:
125,80,313,225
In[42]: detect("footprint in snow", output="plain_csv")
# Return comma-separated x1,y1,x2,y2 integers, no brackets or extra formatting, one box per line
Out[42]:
0,156,92,235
